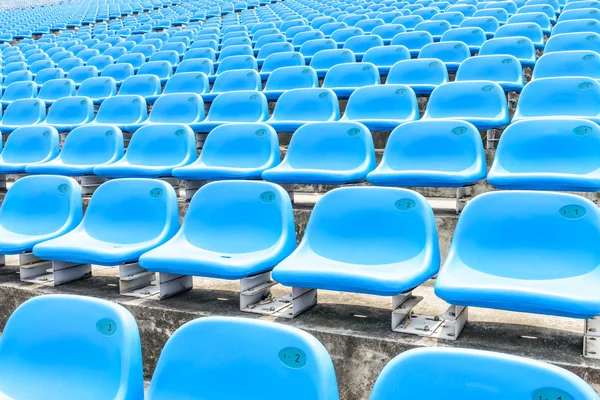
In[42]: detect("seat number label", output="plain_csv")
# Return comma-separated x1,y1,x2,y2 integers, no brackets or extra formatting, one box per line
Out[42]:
278,347,306,368
531,387,573,400
96,318,117,336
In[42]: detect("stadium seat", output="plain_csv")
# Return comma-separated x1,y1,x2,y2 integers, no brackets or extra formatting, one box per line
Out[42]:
370,348,600,399
423,81,509,129
57,57,84,73
0,294,144,400
66,65,99,86
3,62,27,76
272,187,439,296
322,62,380,99
262,121,375,184
78,76,118,104
44,96,95,131
299,38,337,62
218,44,253,61
559,7,600,22
371,24,406,45
268,88,340,132
507,12,552,35
487,118,600,190
260,52,306,79
130,44,156,60
101,63,135,85
495,22,545,50
533,50,600,80
118,74,162,103
553,19,600,35
330,27,364,46
104,47,127,59
0,98,46,133
440,27,486,53
163,72,210,95
390,31,434,57
137,61,173,85
414,7,442,20
37,78,77,105
0,125,58,173
474,8,510,23
0,81,37,107
196,91,269,132
142,93,205,127
94,124,195,178
144,317,338,400
201,68,260,101
309,49,356,78
118,53,146,69
78,49,100,63
29,59,54,75
392,15,425,31
432,11,466,27
263,66,318,101
215,54,258,76
176,58,214,75
545,32,600,53
435,190,600,319
387,59,448,95
455,55,524,92
414,20,452,41
513,77,600,122
361,45,410,75
256,42,294,64
34,68,65,87
418,41,470,72
2,70,33,89
449,4,478,17
343,35,384,60
367,120,486,187
340,84,419,130
479,37,537,68
86,55,114,72
93,95,148,132
26,125,124,176
33,178,180,266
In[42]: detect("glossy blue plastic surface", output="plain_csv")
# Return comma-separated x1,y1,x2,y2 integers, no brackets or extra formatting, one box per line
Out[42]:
513,77,600,123
423,81,509,129
340,84,419,130
144,93,205,126
436,191,600,318
309,49,356,78
545,32,600,53
553,19,600,35
0,81,37,106
0,98,46,133
44,96,95,131
387,58,448,95
415,20,451,41
343,35,384,60
362,45,410,74
371,348,600,399
33,178,180,266
78,77,118,104
418,41,470,72
440,27,486,53
173,123,278,181
368,120,486,187
163,72,209,96
0,294,144,400
488,118,600,191
508,12,552,35
390,31,433,56
456,54,524,92
263,66,318,100
273,187,440,296
479,36,537,67
37,79,77,105
101,63,135,85
268,88,340,132
197,90,269,132
93,94,148,131
66,65,98,86
118,74,162,102
322,62,380,99
138,61,173,84
0,176,80,253
145,317,338,400
204,69,261,102
2,71,33,89
87,55,114,71
533,50,600,80
495,22,545,49
215,54,258,75
94,124,195,178
26,125,124,176
177,58,214,75
140,181,295,279
263,121,375,184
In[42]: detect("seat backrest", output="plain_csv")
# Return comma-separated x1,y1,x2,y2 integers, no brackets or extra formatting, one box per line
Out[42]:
82,178,179,244
330,27,364,43
207,91,269,122
124,124,196,167
37,78,76,101
130,44,156,58
104,46,127,59
390,31,434,50
456,54,523,84
95,95,148,124
545,32,600,53
507,12,551,30
3,61,27,75
256,41,294,61
371,348,599,399
78,49,100,63
1,125,59,164
441,27,487,46
265,66,318,92
2,81,37,101
415,20,452,37
424,81,508,120
559,7,600,21
432,11,466,25
3,70,33,87
29,59,53,74
119,74,161,97
344,84,418,121
212,69,262,93
478,36,536,60
87,55,114,71
300,38,337,57
459,16,500,33
149,93,204,123
59,124,124,166
272,88,340,122
362,45,411,67
0,294,143,400
261,52,306,73
553,18,600,35
34,68,65,86
474,7,510,22
183,48,217,63
513,77,600,119
2,98,46,126
218,44,253,61
371,24,406,39
176,58,213,75
138,61,173,79
101,63,135,81
323,62,380,88
163,72,209,95
216,54,258,74
387,58,448,85
309,48,356,70
66,65,99,85
46,96,94,125
418,41,470,63
532,50,600,80
78,77,118,99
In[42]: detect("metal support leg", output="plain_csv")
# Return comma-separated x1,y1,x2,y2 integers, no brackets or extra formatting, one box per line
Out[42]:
21,255,92,285
0,174,6,193
196,132,208,150
80,175,106,195
13,173,26,182
159,177,180,190
279,183,295,203
391,292,468,340
240,272,317,318
0,254,4,267
485,129,502,150
119,262,192,299
184,180,209,201
584,316,600,359
456,186,472,214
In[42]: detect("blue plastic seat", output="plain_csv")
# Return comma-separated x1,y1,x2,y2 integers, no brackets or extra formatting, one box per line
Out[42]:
414,7,442,20
395,14,426,27
163,72,209,96
33,178,179,266
221,37,252,50
0,98,46,133
144,317,337,400
390,31,434,57
299,38,337,62
367,120,486,187
78,76,117,104
93,95,148,132
268,88,340,132
361,45,410,75
215,54,258,76
263,121,375,184
104,47,127,59
52,51,76,65
309,49,356,78
343,35,384,60
414,20,452,41
66,65,99,86
130,44,156,60
0,81,37,107
330,27,364,46
86,55,114,72
440,27,486,53
78,49,100,63
340,84,418,130
3,62,27,76
370,25,406,45
507,12,552,35
478,36,537,68
118,74,162,103
423,81,509,129
218,44,253,62
435,190,600,319
37,78,76,105
559,7,600,22
0,294,143,400
26,125,124,176
118,53,146,69
142,93,205,127
256,42,294,64
387,59,448,95
322,62,380,99
495,22,545,49
140,180,296,278
273,186,439,296
259,51,305,79
56,57,84,73
555,17,600,34
432,11,466,27
488,118,600,190
44,96,95,131
418,41,470,72
0,125,58,173
94,124,195,178
176,58,214,75
371,348,600,399
533,50,600,80
514,77,600,122
197,91,269,132
29,59,54,75
263,66,318,100
33,68,65,88
138,61,173,85
101,63,135,85
2,70,33,88
545,32,600,53
204,69,262,102
474,8,510,23
456,55,524,92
